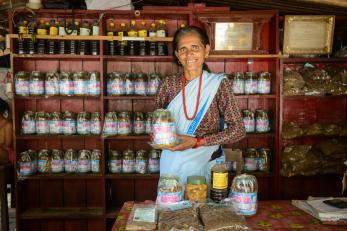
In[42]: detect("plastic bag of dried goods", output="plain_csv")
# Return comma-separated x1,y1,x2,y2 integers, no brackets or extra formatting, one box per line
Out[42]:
302,123,323,136
283,68,305,89
322,124,341,136
282,122,304,139
158,207,202,231
156,174,183,205
126,203,157,230
282,145,312,163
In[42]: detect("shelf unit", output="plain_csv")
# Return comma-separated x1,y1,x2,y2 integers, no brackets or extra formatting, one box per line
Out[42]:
10,7,280,231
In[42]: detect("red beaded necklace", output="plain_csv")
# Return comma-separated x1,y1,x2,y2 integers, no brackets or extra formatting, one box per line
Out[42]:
182,72,203,120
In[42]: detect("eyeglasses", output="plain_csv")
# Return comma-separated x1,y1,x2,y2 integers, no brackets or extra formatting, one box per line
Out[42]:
176,45,203,55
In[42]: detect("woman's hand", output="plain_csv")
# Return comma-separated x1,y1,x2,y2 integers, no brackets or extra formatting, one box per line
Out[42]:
167,134,197,151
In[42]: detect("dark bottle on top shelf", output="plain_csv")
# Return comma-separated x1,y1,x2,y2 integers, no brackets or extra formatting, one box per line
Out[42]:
68,21,79,54
117,22,128,56
48,19,58,54
157,19,167,56
79,20,90,55
107,20,117,55
128,20,138,56
148,23,157,56
91,19,99,55
58,19,67,54
27,18,36,54
138,21,148,56
36,20,47,54
17,17,28,54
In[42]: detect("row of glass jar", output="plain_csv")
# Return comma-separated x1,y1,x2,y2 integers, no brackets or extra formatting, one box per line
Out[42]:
108,149,161,174
106,72,160,96
15,71,100,96
17,149,101,176
228,148,271,172
242,109,271,133
228,71,272,95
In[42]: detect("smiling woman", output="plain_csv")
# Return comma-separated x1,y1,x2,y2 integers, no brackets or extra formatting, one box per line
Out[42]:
154,26,246,186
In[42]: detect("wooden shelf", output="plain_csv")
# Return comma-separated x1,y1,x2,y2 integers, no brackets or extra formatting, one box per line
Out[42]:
16,134,101,139
280,173,341,179
105,207,121,219
208,54,284,60
15,95,101,100
231,172,274,178
19,207,103,219
283,57,347,64
105,173,160,179
283,95,347,99
12,54,100,59
104,96,155,100
17,173,102,180
103,55,172,61
103,135,150,140
235,94,276,99
246,132,275,138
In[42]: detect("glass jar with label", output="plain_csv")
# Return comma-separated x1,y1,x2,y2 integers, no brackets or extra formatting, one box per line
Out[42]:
118,112,131,135
22,111,36,134
88,71,101,96
90,112,101,135
135,149,147,174
107,72,125,96
38,149,51,173
49,112,62,134
73,72,87,96
147,73,160,95
257,148,270,172
122,149,135,173
232,72,245,94
77,111,91,135
109,150,122,173
255,110,270,133
148,149,160,173
91,149,101,173
103,112,117,136
125,73,135,95
78,149,91,173
64,149,78,173
59,72,74,96
145,112,153,134
15,71,30,96
18,150,36,176
45,72,60,96
62,111,77,135
36,111,50,135
244,148,258,171
133,112,145,135
242,110,255,133
257,72,271,94
185,175,208,202
51,149,64,173
29,71,45,95
28,149,38,173
134,73,147,95
244,72,258,95
152,109,178,148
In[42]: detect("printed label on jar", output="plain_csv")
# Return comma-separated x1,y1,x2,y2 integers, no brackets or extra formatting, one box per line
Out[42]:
36,121,49,134
45,81,60,95
64,160,78,172
125,81,134,95
88,81,101,95
231,192,257,216
244,158,258,171
257,158,265,171
152,122,176,145
49,120,62,134
122,159,135,173
107,81,125,95
79,27,91,36
38,160,48,173
212,172,228,190
157,191,182,204
73,80,85,95
134,121,145,134
256,119,270,133
148,159,159,173
51,160,64,173
257,80,271,94
77,121,90,134
145,121,152,134
29,80,45,95
109,160,122,173
147,82,159,95
19,162,34,176
78,160,91,173
59,81,74,95
135,159,146,174
63,120,76,134
134,82,146,95
233,80,245,94
243,118,255,133
91,160,100,173
22,120,36,134
118,121,131,135
103,121,117,135
90,121,101,134
244,80,257,94
15,80,29,95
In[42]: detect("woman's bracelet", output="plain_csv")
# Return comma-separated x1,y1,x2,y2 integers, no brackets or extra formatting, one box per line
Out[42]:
193,137,206,148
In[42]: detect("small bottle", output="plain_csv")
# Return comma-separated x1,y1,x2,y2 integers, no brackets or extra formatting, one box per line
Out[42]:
36,20,47,54
107,20,117,55
157,19,167,56
48,19,58,54
138,21,148,56
58,19,67,54
68,21,79,54
27,18,36,54
91,19,99,55
128,20,138,56
148,23,157,56
17,17,28,54
79,20,90,55
117,22,128,55
210,159,229,202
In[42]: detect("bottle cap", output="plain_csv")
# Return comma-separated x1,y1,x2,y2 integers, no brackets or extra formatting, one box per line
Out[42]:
187,175,206,185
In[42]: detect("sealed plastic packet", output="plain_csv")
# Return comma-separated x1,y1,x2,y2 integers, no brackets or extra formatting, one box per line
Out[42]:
125,203,157,230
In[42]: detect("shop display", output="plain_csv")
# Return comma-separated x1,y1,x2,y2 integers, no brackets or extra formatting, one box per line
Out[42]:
108,150,122,173
133,112,145,135
156,174,183,204
255,110,270,133
29,71,45,95
35,111,49,134
18,150,37,176
135,149,147,174
118,111,132,135
91,149,101,173
122,149,135,173
15,71,30,95
77,111,91,135
148,149,160,173
38,149,51,173
64,149,78,173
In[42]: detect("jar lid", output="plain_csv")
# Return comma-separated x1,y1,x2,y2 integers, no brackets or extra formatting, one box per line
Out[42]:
187,175,206,185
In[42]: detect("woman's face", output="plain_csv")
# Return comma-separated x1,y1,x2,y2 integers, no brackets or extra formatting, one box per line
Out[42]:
175,32,210,73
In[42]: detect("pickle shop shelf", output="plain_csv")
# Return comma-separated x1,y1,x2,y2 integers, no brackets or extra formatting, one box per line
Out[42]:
16,134,102,139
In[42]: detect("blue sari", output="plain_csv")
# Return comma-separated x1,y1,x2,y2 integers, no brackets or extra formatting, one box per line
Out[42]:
160,70,225,185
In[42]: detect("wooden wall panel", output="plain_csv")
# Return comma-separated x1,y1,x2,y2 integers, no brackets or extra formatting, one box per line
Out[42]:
64,220,87,231
40,220,64,231
107,99,132,112
86,180,103,207
107,61,131,73
60,99,84,113
36,99,60,112
59,60,83,72
18,181,40,211
132,61,155,73
35,60,59,72
109,179,134,207
133,100,155,112
134,179,159,202
88,219,105,231
64,180,86,207
154,62,178,76
84,99,101,112
40,180,63,207
82,61,101,72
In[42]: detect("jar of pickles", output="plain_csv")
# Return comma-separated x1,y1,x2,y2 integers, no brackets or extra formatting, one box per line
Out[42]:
29,71,45,95
257,148,270,172
135,149,147,174
90,112,101,135
49,112,62,134
88,71,100,96
118,112,131,135
244,148,258,171
147,73,160,95
107,72,125,96
257,72,271,94
109,150,122,173
59,72,74,96
125,73,134,95
22,111,36,134
72,71,87,96
36,111,50,135
91,149,101,173
133,112,145,135
64,149,78,173
51,149,64,173
15,71,30,96
62,111,77,135
77,111,91,135
244,72,258,94
232,72,245,94
255,110,270,133
18,150,36,176
242,110,255,133
134,73,147,95
145,112,153,134
148,149,160,173
45,72,60,96
78,149,91,173
103,112,117,135
152,109,178,148
122,149,135,173
185,175,208,202
38,149,51,173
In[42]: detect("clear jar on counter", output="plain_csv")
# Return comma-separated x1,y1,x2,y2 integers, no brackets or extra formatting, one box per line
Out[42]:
109,150,122,173
49,112,62,134
36,111,50,135
134,73,147,95
15,71,30,96
147,73,160,95
148,149,160,173
242,110,255,133
125,73,134,95
133,112,145,135
72,71,87,96
257,148,270,172
78,149,91,173
122,149,135,173
45,72,60,96
145,112,153,134
244,72,258,94
255,110,270,133
88,71,101,96
90,112,101,135
107,72,125,96
257,72,271,94
103,112,117,135
29,71,45,95
77,111,91,135
22,111,36,134
232,72,245,94
91,149,101,173
244,148,258,171
38,149,51,173
59,72,74,96
64,149,78,173
51,149,64,173
135,149,147,174
185,175,208,202
62,111,77,135
118,112,131,135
